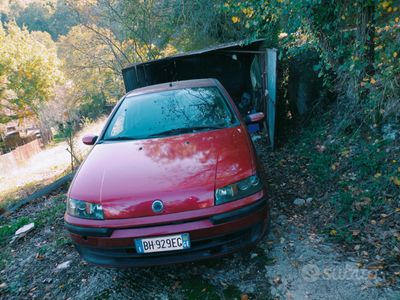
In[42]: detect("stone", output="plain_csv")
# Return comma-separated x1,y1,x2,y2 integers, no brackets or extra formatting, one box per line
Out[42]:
277,214,288,225
382,124,398,141
43,278,53,284
15,223,35,236
293,198,306,206
250,253,258,259
56,260,72,270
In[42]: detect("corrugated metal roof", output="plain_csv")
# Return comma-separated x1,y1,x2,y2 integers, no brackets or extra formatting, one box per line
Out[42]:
122,38,266,71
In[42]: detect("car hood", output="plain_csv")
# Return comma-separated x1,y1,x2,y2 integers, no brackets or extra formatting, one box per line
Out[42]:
68,126,255,219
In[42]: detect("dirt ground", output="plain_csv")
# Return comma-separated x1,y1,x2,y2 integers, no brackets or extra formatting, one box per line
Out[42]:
0,138,399,300
0,142,70,198
0,118,106,202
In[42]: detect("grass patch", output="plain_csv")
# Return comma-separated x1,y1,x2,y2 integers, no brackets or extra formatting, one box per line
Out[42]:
223,285,243,299
0,250,9,271
0,181,44,209
0,192,69,271
52,132,66,143
54,236,70,248
0,216,32,270
0,171,70,210
0,216,32,245
0,195,66,259
34,195,66,228
181,277,220,300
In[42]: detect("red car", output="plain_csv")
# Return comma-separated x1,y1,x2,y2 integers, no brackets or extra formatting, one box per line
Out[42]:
65,79,270,267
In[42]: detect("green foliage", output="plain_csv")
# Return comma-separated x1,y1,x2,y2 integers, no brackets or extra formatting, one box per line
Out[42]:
68,0,260,59
223,0,399,126
281,0,400,125
57,0,268,120
1,0,398,141
172,0,256,50
222,0,280,46
0,22,61,122
2,0,78,39
16,3,53,35
58,24,123,120
180,277,220,300
34,200,65,228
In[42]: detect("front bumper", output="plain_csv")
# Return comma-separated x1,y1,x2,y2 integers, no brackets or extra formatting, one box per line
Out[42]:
65,197,269,267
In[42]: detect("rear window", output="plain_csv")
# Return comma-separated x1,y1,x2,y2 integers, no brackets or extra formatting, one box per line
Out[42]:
103,87,239,140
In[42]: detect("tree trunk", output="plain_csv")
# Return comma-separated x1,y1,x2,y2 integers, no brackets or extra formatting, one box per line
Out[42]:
356,3,375,100
38,113,53,145
357,4,375,76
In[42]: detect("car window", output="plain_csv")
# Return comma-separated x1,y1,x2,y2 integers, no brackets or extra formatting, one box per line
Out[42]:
103,87,239,140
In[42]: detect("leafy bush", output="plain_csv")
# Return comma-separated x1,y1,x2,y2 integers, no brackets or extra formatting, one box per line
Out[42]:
225,0,400,128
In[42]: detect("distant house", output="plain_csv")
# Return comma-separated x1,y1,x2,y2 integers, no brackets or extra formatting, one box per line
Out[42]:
0,121,40,154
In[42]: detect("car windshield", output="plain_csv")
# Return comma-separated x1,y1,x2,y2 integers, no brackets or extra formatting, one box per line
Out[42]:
102,86,238,140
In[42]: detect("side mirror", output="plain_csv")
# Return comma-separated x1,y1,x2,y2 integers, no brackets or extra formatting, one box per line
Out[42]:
82,134,98,145
245,112,265,124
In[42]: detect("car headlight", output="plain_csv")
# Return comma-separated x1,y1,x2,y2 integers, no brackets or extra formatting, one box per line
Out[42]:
67,198,104,220
215,175,262,205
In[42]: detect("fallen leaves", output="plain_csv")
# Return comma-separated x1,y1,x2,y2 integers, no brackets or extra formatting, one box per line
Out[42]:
272,276,282,285
253,128,400,287
367,264,384,270
241,294,249,300
391,176,400,186
316,144,326,153
353,197,371,211
35,253,45,261
231,16,240,23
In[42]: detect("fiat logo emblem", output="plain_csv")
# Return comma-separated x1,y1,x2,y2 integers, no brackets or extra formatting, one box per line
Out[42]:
152,200,164,213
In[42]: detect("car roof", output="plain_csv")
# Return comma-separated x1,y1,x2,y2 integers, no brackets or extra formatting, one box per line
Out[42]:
125,78,219,98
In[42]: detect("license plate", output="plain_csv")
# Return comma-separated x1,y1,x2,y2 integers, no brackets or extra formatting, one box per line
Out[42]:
135,233,191,253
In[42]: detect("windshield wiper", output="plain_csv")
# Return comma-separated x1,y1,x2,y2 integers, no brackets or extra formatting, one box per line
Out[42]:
190,126,225,131
147,126,224,138
102,136,142,142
